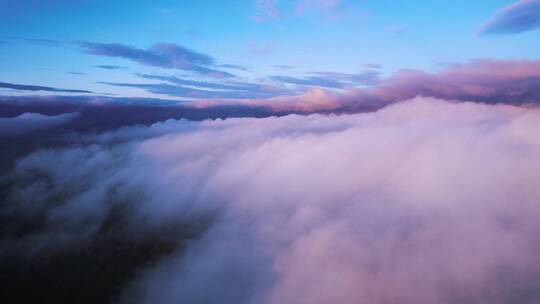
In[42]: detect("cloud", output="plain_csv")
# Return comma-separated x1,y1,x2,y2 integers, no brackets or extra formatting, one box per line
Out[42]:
480,0,540,35
273,65,294,69
0,94,275,132
252,0,344,22
373,58,540,104
2,58,539,116
271,70,380,89
19,37,64,47
95,64,127,70
3,98,540,304
136,74,264,91
0,81,92,93
0,112,78,136
363,63,382,69
252,0,282,23
199,86,381,113
311,70,381,85
100,81,289,99
193,58,540,113
219,64,249,71
270,75,345,89
79,42,235,78
100,74,293,99
129,70,382,100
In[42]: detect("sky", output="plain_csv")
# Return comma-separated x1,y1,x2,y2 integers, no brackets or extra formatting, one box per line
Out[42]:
1,0,539,101
2,2,540,304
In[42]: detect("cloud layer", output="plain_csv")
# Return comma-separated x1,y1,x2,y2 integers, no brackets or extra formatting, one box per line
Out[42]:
3,98,540,303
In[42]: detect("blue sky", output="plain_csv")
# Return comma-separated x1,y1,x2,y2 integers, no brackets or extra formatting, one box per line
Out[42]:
1,0,539,100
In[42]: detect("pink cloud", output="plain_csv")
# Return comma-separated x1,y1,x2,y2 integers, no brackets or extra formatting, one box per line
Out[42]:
374,59,540,102
190,58,540,113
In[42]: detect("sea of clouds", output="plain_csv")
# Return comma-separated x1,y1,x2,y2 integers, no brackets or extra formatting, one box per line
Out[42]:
3,97,540,303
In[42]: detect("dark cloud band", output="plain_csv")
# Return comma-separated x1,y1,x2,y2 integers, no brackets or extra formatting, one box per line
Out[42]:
0,81,92,93
79,41,236,78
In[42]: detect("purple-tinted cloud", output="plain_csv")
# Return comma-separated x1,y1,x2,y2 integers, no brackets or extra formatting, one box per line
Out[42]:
0,81,92,93
4,99,540,304
0,94,277,135
480,0,540,35
195,58,540,113
79,42,235,78
3,58,540,115
373,58,540,104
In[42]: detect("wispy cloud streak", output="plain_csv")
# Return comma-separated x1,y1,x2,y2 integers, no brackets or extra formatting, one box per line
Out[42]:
0,81,92,93
79,42,235,78
480,0,540,35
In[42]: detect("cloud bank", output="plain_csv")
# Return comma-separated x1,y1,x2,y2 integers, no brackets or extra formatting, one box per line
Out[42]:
480,0,540,35
3,98,540,303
